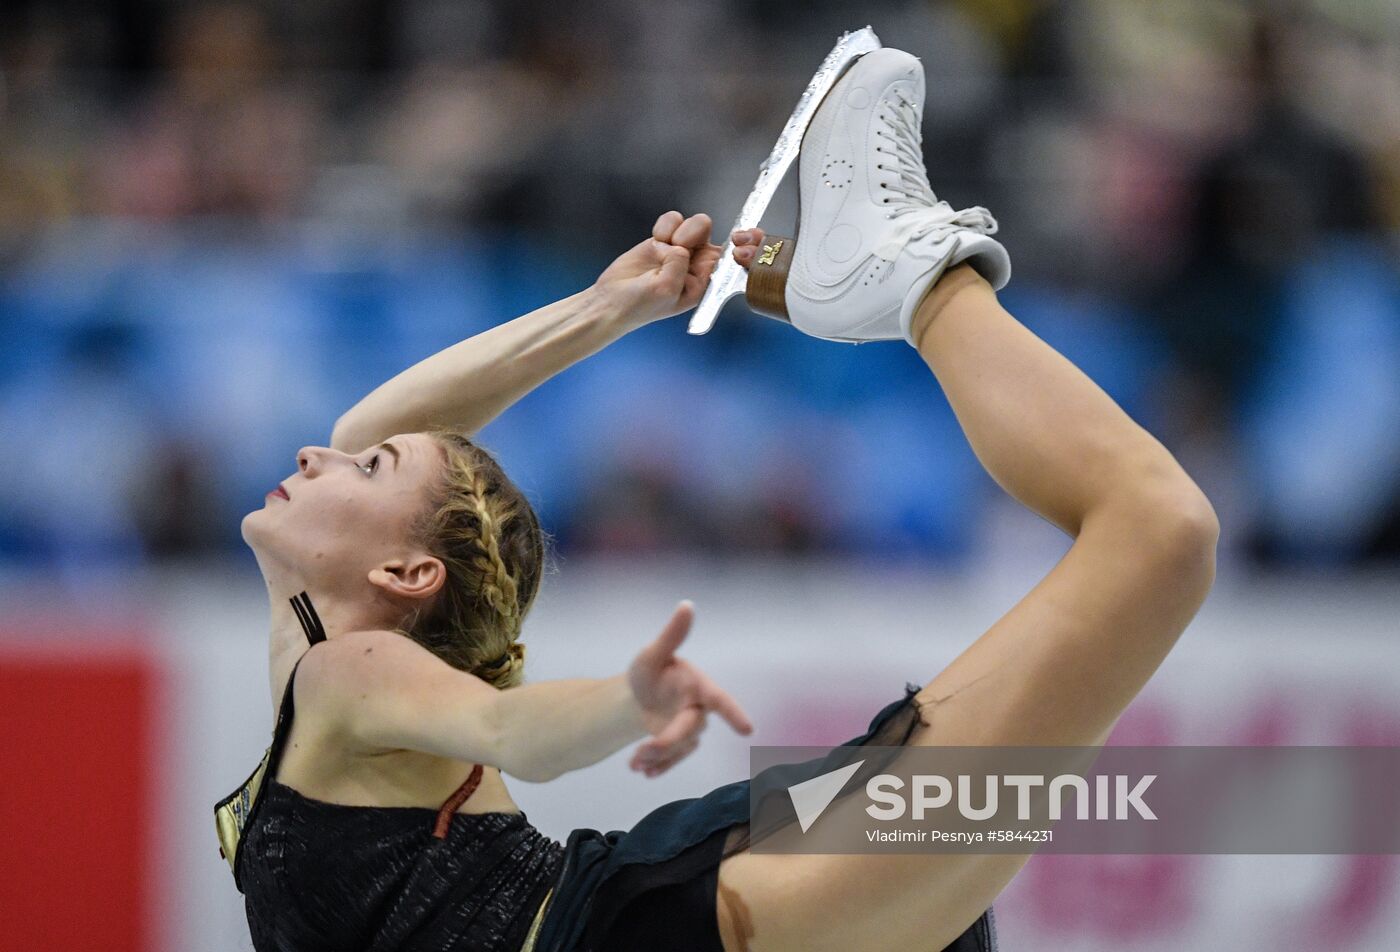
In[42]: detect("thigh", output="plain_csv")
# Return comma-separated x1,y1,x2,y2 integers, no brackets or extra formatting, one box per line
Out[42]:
717,848,1015,952
713,671,1058,951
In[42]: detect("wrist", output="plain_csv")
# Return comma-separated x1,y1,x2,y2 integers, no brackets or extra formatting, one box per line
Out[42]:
614,673,650,737
584,281,652,333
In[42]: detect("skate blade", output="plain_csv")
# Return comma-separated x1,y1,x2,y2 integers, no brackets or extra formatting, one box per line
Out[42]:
687,26,882,336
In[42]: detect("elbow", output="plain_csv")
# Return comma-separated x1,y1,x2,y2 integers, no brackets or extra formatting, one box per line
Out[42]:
329,417,361,453
507,762,563,784
497,748,562,783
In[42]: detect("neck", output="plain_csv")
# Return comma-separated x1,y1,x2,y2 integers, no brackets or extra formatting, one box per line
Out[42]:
264,578,388,664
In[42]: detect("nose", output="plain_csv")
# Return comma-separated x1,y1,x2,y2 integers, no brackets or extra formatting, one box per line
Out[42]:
296,445,340,476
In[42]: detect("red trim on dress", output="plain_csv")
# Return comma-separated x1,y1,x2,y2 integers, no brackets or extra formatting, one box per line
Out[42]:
432,763,485,839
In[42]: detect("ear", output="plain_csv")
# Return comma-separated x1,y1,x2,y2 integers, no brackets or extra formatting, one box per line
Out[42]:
368,554,446,602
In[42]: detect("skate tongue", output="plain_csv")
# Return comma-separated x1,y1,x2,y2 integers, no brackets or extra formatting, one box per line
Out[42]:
874,203,999,262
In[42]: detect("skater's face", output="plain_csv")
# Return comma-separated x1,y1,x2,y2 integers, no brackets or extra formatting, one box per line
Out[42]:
242,432,447,597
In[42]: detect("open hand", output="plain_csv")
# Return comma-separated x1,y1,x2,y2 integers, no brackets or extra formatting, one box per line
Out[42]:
626,601,753,777
593,212,723,327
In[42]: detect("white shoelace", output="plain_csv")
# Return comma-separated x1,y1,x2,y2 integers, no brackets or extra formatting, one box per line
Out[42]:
872,92,998,262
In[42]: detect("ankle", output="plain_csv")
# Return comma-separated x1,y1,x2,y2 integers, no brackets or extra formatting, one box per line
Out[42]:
909,264,992,350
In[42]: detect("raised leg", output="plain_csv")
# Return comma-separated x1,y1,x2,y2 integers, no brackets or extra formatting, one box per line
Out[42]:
715,255,1218,951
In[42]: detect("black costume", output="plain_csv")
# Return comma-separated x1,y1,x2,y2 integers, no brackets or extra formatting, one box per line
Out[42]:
217,650,997,951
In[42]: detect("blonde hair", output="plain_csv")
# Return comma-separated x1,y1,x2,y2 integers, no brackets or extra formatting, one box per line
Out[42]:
398,428,544,689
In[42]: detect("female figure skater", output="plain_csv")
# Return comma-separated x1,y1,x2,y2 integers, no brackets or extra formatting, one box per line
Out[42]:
219,48,1216,951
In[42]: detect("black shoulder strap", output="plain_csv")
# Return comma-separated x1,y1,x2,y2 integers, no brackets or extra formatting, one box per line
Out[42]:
255,649,316,819
289,591,326,644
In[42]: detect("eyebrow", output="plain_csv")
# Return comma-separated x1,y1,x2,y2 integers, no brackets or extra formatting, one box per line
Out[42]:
378,441,401,470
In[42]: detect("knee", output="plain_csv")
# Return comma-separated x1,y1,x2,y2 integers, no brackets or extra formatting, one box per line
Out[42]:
1124,476,1220,602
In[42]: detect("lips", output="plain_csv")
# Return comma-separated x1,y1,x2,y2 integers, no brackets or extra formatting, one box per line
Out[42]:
268,484,290,500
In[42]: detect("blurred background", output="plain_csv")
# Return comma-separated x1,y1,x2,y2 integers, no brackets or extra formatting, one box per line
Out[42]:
1,0,1397,950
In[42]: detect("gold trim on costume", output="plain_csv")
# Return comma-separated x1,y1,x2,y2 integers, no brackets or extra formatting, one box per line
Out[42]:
519,887,554,952
214,747,271,873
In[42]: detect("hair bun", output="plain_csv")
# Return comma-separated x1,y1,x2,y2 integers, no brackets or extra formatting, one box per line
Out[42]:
477,641,526,688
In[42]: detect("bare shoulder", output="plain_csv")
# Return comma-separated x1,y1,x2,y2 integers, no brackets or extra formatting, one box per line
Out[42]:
293,628,496,755
297,629,443,707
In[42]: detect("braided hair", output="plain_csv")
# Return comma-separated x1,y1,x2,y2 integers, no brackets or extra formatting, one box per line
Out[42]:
398,428,544,689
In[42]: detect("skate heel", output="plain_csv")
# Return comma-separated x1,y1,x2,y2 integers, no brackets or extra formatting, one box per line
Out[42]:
744,235,796,322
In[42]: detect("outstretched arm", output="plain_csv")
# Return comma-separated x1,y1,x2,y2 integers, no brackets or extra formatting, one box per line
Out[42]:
331,212,721,452
300,602,752,783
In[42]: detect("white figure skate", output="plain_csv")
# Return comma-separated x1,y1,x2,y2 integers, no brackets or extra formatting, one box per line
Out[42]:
690,35,1010,345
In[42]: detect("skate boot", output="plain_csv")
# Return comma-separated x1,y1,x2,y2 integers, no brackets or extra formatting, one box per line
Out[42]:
690,37,1009,345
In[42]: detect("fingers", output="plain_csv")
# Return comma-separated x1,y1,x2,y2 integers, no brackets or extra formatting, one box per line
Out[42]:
629,707,700,768
704,681,754,736
651,704,704,751
653,600,694,657
656,244,691,293
632,600,694,676
730,228,767,269
681,244,722,308
653,210,684,242
671,213,712,251
645,736,699,776
627,682,753,778
631,706,704,775
631,695,746,777
655,211,713,250
632,737,697,776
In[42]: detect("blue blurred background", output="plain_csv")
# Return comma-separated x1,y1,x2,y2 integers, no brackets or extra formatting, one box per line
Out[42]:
5,3,1400,951
3,0,1398,581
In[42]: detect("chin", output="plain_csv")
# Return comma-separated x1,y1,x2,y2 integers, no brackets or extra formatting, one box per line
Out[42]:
240,515,298,584
240,507,269,548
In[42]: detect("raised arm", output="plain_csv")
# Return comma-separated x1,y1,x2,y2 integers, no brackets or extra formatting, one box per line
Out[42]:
330,212,721,452
300,602,751,783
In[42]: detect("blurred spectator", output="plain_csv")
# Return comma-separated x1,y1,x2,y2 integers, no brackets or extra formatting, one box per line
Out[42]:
96,4,318,221
0,0,1396,576
1150,14,1379,406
